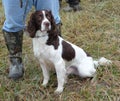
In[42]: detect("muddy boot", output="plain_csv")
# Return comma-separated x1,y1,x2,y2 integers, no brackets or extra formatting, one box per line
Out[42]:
3,30,24,80
71,4,82,11
63,0,82,12
62,5,73,12
56,23,62,37
63,4,82,12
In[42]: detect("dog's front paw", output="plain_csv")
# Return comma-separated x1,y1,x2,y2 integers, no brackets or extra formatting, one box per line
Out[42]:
41,79,49,87
41,83,47,87
54,87,63,94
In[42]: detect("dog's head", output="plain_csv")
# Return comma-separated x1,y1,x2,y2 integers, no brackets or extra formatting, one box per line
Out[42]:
27,10,56,38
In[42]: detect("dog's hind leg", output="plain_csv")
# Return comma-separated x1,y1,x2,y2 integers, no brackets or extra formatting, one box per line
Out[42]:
77,57,96,78
66,66,79,76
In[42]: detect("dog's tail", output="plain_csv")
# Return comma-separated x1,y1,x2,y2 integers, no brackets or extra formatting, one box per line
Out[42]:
93,57,112,68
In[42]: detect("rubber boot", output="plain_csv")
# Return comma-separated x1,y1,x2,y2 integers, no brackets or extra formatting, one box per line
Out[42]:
63,0,82,12
70,4,82,11
3,30,24,80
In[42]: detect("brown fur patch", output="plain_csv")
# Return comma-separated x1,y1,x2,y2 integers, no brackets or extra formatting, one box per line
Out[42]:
46,36,59,49
62,40,75,61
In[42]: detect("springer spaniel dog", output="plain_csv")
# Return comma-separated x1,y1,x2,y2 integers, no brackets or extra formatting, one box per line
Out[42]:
27,10,111,93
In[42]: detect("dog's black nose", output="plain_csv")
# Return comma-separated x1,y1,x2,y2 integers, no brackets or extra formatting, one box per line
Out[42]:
44,22,50,27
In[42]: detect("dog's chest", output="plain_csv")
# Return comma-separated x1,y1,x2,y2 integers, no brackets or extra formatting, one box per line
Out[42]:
32,37,55,58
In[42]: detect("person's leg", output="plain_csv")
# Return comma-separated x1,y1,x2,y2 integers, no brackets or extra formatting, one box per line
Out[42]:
2,0,32,80
63,0,82,12
34,0,62,36
2,0,33,32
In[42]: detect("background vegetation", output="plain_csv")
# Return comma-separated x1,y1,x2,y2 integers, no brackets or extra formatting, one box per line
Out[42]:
0,0,120,101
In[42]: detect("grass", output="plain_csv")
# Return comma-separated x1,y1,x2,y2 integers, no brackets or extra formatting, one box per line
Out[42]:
0,0,120,101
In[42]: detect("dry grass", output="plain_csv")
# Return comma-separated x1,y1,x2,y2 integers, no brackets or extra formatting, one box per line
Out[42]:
0,0,120,101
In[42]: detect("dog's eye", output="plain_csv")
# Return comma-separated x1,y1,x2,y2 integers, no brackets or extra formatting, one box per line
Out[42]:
46,14,50,19
38,14,42,17
46,13,48,17
46,13,48,16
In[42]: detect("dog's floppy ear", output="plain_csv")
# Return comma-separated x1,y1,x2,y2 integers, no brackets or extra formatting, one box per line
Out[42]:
46,10,59,49
27,12,37,38
48,10,56,32
47,10,58,37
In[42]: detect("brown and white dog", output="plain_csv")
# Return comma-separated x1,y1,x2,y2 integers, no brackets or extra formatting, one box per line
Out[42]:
27,10,111,93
